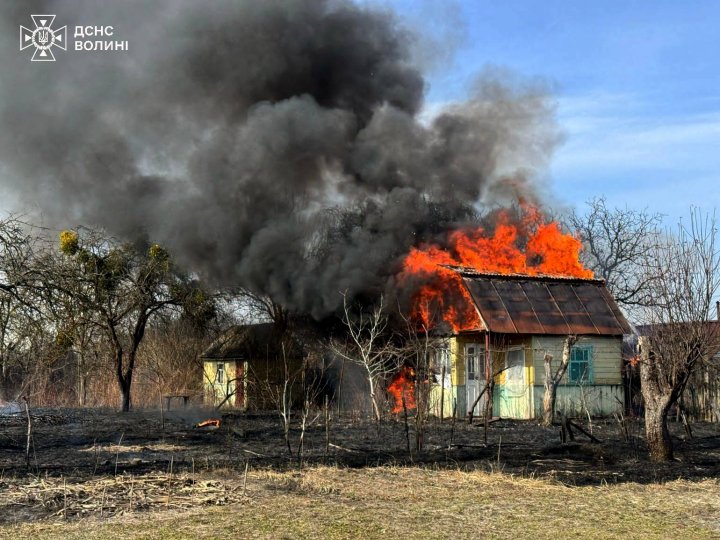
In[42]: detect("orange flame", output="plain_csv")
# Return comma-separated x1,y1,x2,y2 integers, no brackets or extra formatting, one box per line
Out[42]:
388,366,416,413
195,418,221,428
400,205,592,332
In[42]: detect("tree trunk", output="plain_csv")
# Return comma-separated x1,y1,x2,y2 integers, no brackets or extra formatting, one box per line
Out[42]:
78,374,86,407
644,397,673,461
542,336,577,426
120,352,137,413
639,336,675,461
542,353,556,426
120,379,131,412
367,371,380,422
114,347,134,413
369,388,380,423
77,351,86,406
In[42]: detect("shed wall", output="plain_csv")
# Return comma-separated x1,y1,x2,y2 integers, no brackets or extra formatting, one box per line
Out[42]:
437,334,625,419
203,359,243,408
531,335,623,385
531,335,624,416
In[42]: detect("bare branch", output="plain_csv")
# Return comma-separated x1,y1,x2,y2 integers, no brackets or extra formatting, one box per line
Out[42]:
568,197,663,310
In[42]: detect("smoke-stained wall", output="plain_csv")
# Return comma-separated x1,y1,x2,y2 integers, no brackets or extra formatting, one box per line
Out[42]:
0,0,560,317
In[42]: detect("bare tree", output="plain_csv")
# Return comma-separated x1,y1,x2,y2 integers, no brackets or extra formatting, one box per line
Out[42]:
637,210,720,461
0,217,55,401
232,288,289,329
395,319,438,452
542,335,578,426
331,294,400,423
254,339,327,467
569,197,662,310
0,217,39,300
45,228,212,412
256,343,298,456
139,319,212,402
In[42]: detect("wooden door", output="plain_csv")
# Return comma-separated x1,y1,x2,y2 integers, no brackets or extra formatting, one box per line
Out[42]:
499,348,531,419
465,344,485,416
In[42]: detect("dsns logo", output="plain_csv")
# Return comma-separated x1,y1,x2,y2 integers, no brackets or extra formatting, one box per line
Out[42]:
20,15,67,61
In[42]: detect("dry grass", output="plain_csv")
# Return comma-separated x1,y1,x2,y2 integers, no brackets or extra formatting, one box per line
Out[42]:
1,466,719,539
0,474,244,521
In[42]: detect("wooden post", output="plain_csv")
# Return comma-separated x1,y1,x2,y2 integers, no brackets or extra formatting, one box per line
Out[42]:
440,365,446,423
402,393,410,454
324,395,330,459
449,398,457,447
24,397,32,471
159,393,165,436
483,332,491,444
336,357,345,417
115,432,124,476
242,459,249,497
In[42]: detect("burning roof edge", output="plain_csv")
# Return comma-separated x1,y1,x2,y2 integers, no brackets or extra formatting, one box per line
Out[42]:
443,265,606,285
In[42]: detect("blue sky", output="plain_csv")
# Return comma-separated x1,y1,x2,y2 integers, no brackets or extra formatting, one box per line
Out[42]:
380,0,720,222
2,1,717,224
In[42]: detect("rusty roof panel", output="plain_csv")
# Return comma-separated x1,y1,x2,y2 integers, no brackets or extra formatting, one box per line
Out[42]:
492,280,546,334
575,283,623,333
456,271,630,336
462,277,515,333
519,280,571,334
545,283,599,334
597,286,634,334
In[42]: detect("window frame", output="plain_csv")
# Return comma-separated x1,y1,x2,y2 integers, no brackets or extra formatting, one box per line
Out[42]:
434,344,452,387
435,345,451,373
466,344,477,380
465,343,485,381
505,347,525,384
215,362,225,384
568,345,593,384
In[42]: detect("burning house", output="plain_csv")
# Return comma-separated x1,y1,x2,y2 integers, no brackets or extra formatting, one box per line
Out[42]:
399,206,632,420
428,270,632,419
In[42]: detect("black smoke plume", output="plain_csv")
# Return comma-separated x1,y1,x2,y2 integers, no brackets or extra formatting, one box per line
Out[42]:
0,1,560,317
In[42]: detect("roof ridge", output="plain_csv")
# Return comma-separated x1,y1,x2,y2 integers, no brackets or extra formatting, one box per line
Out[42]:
443,265,605,284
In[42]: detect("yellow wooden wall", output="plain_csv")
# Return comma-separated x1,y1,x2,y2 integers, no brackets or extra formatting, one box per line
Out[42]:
430,334,623,419
449,334,533,386
203,360,244,408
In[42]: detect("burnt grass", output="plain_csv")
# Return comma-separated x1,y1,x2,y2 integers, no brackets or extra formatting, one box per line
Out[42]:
1,407,719,487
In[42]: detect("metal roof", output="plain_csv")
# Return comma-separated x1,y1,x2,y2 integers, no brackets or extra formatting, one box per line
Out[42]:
455,269,632,335
201,323,303,360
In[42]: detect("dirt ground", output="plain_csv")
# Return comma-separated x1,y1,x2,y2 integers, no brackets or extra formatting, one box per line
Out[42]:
0,408,720,526
1,406,719,524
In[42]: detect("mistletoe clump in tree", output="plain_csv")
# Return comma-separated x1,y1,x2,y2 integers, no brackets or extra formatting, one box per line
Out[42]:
56,229,214,411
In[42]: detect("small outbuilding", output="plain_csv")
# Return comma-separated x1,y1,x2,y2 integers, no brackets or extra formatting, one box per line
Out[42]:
201,323,304,409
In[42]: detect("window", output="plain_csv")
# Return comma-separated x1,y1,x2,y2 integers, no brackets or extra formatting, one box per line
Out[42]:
215,362,225,384
568,346,593,384
466,345,477,380
466,344,485,381
434,345,451,386
435,345,450,372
